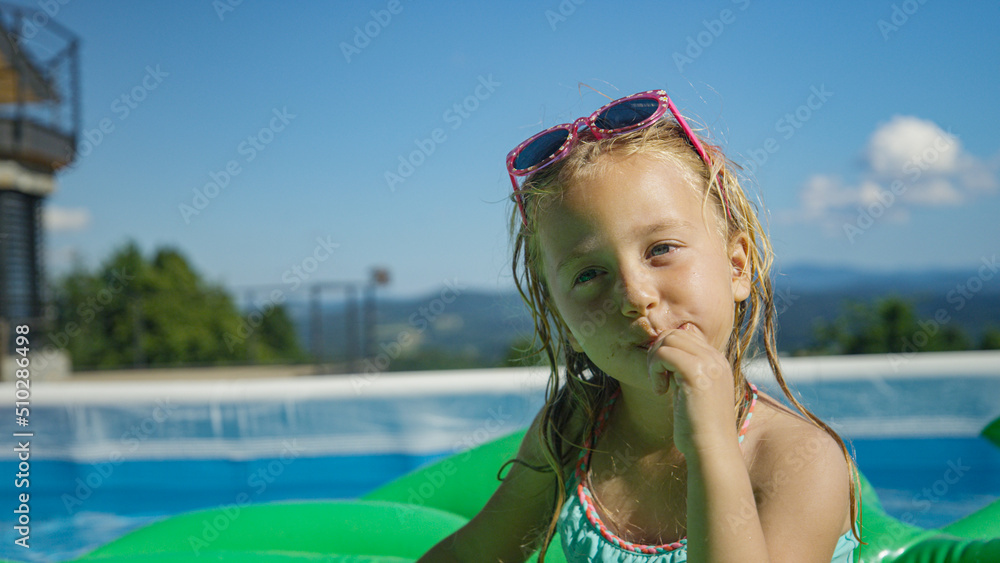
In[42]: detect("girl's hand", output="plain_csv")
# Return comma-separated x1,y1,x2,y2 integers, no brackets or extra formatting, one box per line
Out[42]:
646,323,738,458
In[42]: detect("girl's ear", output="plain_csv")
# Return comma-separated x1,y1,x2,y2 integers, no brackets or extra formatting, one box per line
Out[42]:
729,232,752,303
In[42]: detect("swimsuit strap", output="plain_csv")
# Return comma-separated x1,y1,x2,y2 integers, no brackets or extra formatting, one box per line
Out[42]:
738,382,758,443
573,382,759,554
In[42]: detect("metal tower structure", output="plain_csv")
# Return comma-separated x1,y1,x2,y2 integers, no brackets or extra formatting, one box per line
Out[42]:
0,4,80,353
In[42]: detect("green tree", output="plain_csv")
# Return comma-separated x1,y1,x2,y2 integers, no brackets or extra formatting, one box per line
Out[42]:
809,296,972,355
981,326,1000,350
387,347,486,371
51,239,305,369
248,303,309,363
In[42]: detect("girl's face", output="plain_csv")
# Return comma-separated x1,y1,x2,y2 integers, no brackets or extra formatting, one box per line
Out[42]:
537,153,750,389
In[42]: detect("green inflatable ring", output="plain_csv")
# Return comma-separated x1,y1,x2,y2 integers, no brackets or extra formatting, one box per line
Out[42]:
10,421,1000,563
78,501,466,562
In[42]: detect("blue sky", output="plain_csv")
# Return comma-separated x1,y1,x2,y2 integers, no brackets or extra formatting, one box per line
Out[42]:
28,0,1000,299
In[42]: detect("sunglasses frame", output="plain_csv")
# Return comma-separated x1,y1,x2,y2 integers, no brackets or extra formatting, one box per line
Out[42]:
506,89,730,227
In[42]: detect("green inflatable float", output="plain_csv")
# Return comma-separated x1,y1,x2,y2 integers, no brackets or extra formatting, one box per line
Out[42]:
13,421,1000,563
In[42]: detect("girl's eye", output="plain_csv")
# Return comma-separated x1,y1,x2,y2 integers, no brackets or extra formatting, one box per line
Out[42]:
650,243,674,257
574,268,599,285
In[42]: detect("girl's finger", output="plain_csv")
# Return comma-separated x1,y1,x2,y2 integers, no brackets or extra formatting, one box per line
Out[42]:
654,323,714,355
650,369,671,394
647,345,698,390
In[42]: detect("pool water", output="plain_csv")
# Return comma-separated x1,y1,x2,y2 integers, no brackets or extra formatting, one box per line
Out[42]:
5,436,999,562
2,364,998,562
853,437,1000,527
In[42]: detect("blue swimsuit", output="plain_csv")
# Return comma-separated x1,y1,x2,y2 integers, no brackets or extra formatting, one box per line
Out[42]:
558,494,860,562
556,385,859,562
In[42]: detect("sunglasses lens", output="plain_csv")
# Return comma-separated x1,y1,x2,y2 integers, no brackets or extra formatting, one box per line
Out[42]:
594,98,659,130
513,128,570,171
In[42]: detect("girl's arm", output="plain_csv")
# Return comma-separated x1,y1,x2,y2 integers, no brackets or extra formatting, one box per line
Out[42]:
685,421,851,563
417,408,570,563
650,326,851,563
755,421,853,563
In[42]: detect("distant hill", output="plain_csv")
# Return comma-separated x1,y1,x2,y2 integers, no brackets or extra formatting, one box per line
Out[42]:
277,289,533,367
772,263,1000,351
773,263,999,295
269,264,999,366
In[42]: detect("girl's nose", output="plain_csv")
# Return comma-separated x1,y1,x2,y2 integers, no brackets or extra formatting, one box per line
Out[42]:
617,268,658,318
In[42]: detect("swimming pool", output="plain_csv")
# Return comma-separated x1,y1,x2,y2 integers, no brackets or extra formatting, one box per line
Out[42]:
2,351,999,562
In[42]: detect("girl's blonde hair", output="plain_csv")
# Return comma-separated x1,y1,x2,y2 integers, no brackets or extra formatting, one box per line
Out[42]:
504,117,861,559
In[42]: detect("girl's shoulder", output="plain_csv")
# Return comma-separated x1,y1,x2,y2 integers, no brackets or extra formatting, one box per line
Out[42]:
747,393,848,480
745,390,854,533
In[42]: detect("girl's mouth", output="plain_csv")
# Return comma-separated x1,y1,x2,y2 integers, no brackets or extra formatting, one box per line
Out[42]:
637,332,663,351
636,323,692,350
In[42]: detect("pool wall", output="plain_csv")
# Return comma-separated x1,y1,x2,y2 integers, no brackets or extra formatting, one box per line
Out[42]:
2,350,999,562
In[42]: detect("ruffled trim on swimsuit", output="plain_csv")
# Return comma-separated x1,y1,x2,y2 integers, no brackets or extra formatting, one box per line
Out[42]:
558,486,688,562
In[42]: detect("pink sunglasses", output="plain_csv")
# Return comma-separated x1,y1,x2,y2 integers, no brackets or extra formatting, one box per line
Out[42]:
506,89,730,226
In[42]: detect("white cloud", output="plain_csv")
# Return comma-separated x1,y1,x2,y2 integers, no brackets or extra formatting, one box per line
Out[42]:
867,115,960,176
904,177,963,206
955,153,1000,193
788,115,998,234
799,175,860,218
857,180,890,206
44,206,92,232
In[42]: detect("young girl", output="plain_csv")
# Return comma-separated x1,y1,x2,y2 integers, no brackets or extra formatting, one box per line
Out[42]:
419,89,861,562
